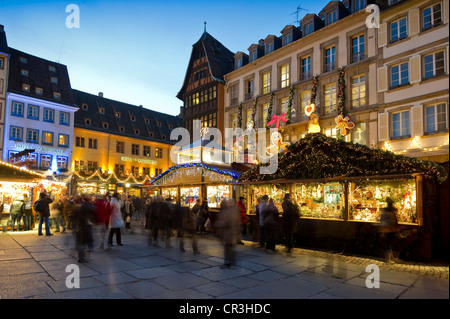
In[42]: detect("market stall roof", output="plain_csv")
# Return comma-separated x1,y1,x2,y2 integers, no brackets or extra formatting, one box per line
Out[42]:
239,133,448,184
176,138,233,153
0,160,44,181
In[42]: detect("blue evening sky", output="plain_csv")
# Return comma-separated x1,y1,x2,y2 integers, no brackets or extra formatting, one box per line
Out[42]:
0,0,331,116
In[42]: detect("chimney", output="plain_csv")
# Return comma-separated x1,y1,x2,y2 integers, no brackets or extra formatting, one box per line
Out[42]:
0,25,4,32
98,92,103,98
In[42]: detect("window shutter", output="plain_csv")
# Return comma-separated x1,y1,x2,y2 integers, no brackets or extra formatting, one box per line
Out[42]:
378,112,389,142
409,9,420,36
377,66,388,92
410,55,421,84
378,23,387,47
444,0,449,24
411,105,424,137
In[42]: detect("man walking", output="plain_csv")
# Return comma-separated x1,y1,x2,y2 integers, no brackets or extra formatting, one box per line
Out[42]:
34,192,54,236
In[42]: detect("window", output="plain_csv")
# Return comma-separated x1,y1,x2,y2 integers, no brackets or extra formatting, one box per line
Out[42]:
35,87,43,95
157,121,162,127
246,79,254,100
304,23,313,36
324,83,337,114
423,3,442,30
58,134,69,147
49,65,56,72
352,123,367,145
231,113,238,129
57,156,68,169
116,141,125,153
390,18,407,43
354,0,366,12
135,129,140,135
40,155,52,169
131,115,136,121
283,33,292,45
230,84,238,105
143,146,151,157
10,126,23,141
280,64,290,88
99,107,105,114
26,129,39,143
50,77,58,84
391,62,409,87
60,111,70,125
20,57,27,64
300,90,311,120
424,51,445,79
115,112,121,118
262,103,270,123
250,51,258,62
22,84,30,92
42,132,54,145
155,147,163,158
262,72,271,94
53,92,61,100
351,35,365,63
0,57,3,69
21,69,29,76
43,108,55,123
114,164,124,175
324,46,336,72
392,110,410,138
11,101,24,117
280,97,289,116
82,103,88,110
131,144,140,156
351,75,366,108
328,11,337,24
119,126,125,132
76,136,85,147
88,138,97,149
300,56,311,80
27,104,39,120
425,103,447,133
266,42,274,54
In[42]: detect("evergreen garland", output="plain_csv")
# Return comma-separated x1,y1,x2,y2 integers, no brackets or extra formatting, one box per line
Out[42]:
310,75,319,106
238,103,243,128
337,67,346,140
286,86,294,125
265,92,274,128
251,97,258,123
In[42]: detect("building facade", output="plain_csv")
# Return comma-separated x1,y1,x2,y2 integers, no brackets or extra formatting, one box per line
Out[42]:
72,89,182,195
0,25,10,156
2,47,78,176
177,31,235,142
223,0,448,164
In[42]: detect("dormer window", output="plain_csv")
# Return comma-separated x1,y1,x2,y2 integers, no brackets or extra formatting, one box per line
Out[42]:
131,115,136,121
145,119,150,124
82,103,88,110
51,77,58,84
168,124,173,129
236,58,243,69
115,112,121,118
20,57,27,64
103,122,109,129
135,129,140,135
119,126,125,132
157,121,161,127
250,51,257,62
328,11,337,24
85,119,91,125
99,107,105,114
35,87,43,95
304,23,313,36
49,65,56,72
53,92,61,100
22,84,30,92
283,33,292,46
266,42,274,54
21,69,28,76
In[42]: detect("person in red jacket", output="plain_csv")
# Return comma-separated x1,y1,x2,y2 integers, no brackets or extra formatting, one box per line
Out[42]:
236,196,247,245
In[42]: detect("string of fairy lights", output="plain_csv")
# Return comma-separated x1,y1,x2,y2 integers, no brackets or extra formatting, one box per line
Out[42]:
383,136,449,155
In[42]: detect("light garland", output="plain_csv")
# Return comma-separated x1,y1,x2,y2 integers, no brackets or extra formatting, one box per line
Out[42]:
384,136,449,155
0,160,45,178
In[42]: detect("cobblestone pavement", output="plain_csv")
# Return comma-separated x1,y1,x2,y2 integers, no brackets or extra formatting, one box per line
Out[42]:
0,224,448,302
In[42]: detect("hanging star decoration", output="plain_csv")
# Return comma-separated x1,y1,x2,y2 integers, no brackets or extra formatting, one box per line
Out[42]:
266,112,288,130
335,115,355,136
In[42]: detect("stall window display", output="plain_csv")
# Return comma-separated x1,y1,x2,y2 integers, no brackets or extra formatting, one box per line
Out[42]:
251,184,288,213
162,187,177,201
206,185,231,208
180,187,200,208
292,182,345,219
349,179,417,224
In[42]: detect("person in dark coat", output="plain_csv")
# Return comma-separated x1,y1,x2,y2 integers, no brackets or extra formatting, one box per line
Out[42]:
10,195,25,231
34,192,54,236
281,193,300,253
149,195,163,247
262,198,279,252
379,197,399,264
215,198,241,268
178,205,199,253
72,195,97,263
23,193,34,231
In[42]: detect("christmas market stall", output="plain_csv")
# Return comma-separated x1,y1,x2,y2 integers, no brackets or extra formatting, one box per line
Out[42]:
239,133,448,261
0,160,44,231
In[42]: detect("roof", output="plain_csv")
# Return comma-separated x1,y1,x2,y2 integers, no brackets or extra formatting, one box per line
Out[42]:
177,32,235,100
177,138,233,153
0,25,9,55
7,47,75,106
239,133,448,184
72,89,182,145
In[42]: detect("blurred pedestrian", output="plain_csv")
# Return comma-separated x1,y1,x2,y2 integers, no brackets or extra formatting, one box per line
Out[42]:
281,193,300,253
236,196,247,245
379,197,399,264
95,194,112,249
72,195,97,263
52,198,66,233
106,193,124,250
23,193,34,231
263,198,279,252
196,199,209,234
256,195,268,248
178,204,199,253
10,195,25,231
215,198,241,268
34,192,53,236
148,195,163,247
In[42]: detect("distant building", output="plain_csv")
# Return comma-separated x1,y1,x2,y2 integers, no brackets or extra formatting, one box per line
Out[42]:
72,89,182,195
2,46,78,175
0,25,10,156
177,31,235,142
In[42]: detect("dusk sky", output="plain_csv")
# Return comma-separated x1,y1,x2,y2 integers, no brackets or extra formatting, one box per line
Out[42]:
1,0,331,116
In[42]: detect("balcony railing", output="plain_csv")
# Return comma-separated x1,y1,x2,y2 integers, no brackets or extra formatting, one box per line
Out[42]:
351,52,365,64
323,61,336,73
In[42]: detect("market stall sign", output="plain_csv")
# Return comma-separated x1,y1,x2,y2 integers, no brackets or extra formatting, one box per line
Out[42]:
121,156,158,165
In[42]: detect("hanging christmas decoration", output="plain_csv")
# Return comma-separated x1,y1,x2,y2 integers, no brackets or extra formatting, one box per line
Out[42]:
286,86,294,124
251,97,258,123
335,114,355,136
266,131,291,156
238,103,243,128
266,112,289,130
310,75,319,106
265,92,274,128
337,67,346,116
305,103,316,117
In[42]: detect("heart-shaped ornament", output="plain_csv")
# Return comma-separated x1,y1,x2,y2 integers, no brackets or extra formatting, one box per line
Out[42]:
305,103,316,116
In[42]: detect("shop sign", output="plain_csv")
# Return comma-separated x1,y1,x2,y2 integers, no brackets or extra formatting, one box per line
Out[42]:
15,143,65,154
121,156,158,165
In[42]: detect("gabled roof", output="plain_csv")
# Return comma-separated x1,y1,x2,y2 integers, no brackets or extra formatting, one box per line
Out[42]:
0,25,9,55
177,32,234,100
72,89,182,145
7,48,75,106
